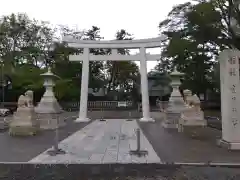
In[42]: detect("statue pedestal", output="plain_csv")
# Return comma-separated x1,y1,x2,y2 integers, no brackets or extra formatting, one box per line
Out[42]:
178,111,207,132
217,139,240,150
162,111,181,128
162,95,185,129
9,107,39,136
35,92,66,130
36,113,65,129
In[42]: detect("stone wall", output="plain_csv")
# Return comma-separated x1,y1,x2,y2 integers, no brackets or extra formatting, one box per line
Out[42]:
0,163,239,179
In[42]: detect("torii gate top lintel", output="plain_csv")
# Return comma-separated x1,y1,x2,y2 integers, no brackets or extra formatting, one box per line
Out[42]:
62,35,167,49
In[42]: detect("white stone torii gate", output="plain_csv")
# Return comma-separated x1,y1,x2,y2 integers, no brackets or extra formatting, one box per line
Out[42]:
63,36,167,122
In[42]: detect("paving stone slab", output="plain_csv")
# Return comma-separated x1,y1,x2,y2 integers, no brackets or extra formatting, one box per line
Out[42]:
29,119,161,164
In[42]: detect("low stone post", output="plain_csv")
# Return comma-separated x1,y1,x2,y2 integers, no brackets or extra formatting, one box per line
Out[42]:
129,128,148,157
47,115,66,156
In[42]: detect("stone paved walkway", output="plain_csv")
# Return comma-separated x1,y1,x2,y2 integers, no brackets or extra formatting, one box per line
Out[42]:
29,119,161,164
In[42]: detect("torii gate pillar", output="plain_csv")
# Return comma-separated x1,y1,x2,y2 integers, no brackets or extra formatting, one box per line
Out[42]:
139,47,154,122
76,48,90,122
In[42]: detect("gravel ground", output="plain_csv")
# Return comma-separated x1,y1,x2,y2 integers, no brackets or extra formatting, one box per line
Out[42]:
138,119,240,163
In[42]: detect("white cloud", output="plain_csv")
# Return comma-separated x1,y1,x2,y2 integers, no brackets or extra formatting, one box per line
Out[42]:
1,0,188,71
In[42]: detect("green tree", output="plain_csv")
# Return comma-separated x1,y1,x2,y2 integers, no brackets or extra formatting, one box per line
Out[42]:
8,64,45,102
0,13,57,69
105,29,140,99
156,0,240,95
53,26,106,101
83,26,106,90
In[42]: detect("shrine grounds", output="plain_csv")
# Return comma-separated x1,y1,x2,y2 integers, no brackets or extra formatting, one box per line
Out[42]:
1,110,240,163
1,110,240,179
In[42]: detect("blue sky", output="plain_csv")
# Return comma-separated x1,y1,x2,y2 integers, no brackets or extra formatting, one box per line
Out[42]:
1,0,189,71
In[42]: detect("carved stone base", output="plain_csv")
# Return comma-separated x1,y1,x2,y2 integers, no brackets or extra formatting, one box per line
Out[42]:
161,122,178,128
9,125,39,136
75,117,91,123
162,112,180,129
139,117,155,122
35,100,63,114
178,118,207,132
9,108,39,136
37,113,66,130
217,139,240,150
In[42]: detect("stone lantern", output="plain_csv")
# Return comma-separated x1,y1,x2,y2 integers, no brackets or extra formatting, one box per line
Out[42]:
35,67,65,129
162,67,185,128
169,68,184,103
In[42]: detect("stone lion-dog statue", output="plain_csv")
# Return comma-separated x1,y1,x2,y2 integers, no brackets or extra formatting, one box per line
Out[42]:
17,90,34,109
182,89,202,115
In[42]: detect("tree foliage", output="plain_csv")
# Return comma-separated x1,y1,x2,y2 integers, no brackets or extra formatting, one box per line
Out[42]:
0,13,141,102
156,0,240,95
105,29,140,100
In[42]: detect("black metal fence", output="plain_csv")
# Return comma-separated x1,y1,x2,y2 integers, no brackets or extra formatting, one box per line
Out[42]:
1,101,137,112
60,101,135,111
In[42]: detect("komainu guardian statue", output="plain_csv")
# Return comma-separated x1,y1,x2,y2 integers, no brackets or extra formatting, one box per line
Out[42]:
9,90,39,136
25,90,34,108
178,89,206,132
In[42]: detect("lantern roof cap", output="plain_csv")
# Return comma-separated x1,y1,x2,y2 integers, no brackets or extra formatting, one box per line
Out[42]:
40,67,60,79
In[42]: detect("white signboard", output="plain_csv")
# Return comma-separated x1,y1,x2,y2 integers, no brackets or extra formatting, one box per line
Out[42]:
118,102,127,107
